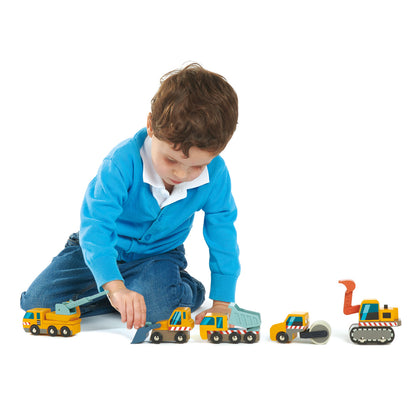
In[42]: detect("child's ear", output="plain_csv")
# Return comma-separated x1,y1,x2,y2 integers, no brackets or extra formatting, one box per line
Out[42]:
147,113,153,137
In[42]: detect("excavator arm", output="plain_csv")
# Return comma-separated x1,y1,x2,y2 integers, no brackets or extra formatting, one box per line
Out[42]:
339,280,360,315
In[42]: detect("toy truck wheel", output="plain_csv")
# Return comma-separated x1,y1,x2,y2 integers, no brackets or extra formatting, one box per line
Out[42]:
210,332,223,344
310,321,331,345
244,332,257,344
276,332,289,343
151,332,163,344
60,326,72,337
30,325,40,335
174,332,187,343
48,326,58,336
229,332,241,344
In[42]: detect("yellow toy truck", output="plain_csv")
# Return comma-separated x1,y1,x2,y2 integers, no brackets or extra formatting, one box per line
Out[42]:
23,308,82,337
199,304,261,344
131,307,194,344
22,291,108,337
270,312,331,344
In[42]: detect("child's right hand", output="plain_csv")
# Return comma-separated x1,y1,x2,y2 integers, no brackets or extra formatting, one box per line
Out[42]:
103,280,147,329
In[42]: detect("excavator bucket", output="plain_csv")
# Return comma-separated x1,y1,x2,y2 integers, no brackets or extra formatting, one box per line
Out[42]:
131,323,161,344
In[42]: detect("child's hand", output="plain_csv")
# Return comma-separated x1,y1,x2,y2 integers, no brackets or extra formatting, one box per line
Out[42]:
103,280,146,329
194,300,230,325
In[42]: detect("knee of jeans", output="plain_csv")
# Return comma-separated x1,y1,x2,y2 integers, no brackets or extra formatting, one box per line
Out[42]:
135,263,189,320
147,278,193,317
170,280,194,308
20,284,62,311
20,290,41,311
20,291,29,311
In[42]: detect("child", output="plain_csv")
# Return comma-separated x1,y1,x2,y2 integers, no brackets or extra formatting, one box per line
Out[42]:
20,63,240,330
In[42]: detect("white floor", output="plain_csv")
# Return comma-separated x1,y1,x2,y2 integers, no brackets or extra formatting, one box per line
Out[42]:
7,296,412,416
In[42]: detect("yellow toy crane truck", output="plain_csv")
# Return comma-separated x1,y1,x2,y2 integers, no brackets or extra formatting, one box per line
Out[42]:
199,304,261,344
22,291,108,337
339,280,401,344
131,307,194,344
270,312,331,344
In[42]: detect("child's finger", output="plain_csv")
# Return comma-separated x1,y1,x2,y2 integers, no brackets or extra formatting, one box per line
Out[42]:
133,296,146,329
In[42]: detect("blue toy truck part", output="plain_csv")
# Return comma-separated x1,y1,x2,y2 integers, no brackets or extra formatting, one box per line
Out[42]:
54,290,109,315
229,304,261,332
131,323,162,344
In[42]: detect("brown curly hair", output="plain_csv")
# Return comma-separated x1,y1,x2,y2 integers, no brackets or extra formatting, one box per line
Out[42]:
149,63,238,156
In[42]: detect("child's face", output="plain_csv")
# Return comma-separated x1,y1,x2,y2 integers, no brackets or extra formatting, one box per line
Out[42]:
150,136,216,190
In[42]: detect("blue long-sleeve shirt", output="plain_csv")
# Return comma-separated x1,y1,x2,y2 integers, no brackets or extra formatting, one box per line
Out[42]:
79,128,240,302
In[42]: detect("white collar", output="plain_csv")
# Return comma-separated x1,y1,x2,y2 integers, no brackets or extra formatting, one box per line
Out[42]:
140,135,209,208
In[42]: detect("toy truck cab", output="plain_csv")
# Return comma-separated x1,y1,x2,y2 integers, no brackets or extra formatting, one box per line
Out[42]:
154,307,194,331
270,313,309,343
359,300,400,324
199,313,228,341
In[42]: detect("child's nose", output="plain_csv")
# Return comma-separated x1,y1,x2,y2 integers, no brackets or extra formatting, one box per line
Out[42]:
173,166,187,179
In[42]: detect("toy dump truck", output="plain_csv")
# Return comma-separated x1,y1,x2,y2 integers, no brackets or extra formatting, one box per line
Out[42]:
270,312,331,344
131,307,194,344
200,304,261,344
22,291,108,337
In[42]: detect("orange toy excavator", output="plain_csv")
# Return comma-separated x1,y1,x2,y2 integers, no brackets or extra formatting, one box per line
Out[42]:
338,280,401,344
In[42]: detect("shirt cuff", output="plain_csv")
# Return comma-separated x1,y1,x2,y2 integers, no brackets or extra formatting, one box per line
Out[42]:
88,256,124,290
209,273,238,303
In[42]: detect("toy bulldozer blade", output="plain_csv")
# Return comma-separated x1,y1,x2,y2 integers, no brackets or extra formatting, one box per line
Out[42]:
131,322,161,344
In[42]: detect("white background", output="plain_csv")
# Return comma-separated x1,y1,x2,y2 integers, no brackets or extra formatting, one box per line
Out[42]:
1,1,415,414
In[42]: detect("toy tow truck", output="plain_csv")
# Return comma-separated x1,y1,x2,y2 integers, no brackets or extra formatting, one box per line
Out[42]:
270,312,331,344
22,291,108,337
200,304,261,344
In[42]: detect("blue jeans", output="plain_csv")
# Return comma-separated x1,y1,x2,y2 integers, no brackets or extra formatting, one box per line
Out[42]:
20,233,205,322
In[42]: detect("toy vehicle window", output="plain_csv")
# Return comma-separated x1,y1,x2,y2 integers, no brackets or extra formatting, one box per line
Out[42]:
200,316,214,325
24,312,34,319
170,311,182,325
216,317,223,328
286,316,302,326
360,303,379,321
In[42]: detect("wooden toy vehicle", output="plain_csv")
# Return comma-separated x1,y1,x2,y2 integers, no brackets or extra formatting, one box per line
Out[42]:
131,307,194,344
199,304,261,344
270,312,331,344
132,304,261,344
339,280,401,344
22,291,108,337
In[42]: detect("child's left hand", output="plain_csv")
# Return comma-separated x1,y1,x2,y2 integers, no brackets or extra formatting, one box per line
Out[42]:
194,300,231,325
